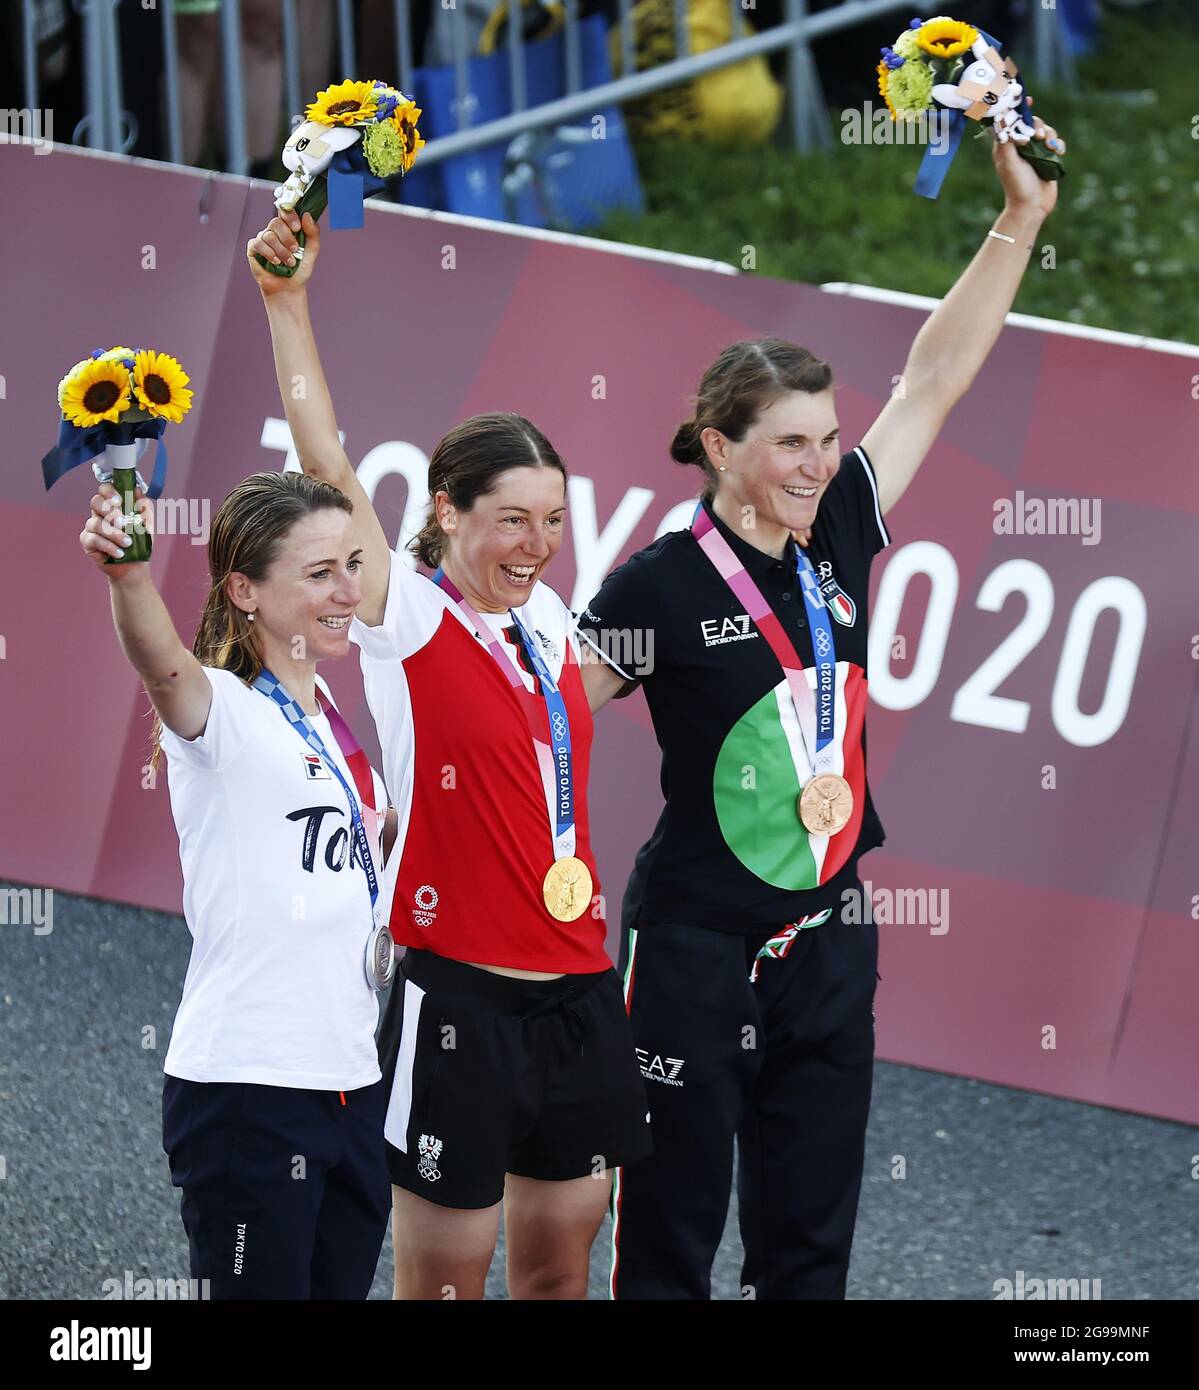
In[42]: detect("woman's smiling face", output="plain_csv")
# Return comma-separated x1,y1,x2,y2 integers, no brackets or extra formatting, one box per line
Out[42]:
706,389,841,542
437,465,567,612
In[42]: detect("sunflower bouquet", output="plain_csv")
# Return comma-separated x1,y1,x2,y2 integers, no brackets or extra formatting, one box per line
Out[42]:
257,78,425,279
42,347,194,563
876,15,1066,199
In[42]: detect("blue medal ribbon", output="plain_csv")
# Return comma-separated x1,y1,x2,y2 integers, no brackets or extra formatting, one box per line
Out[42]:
252,670,378,910
506,607,576,855
795,547,837,758
432,567,577,858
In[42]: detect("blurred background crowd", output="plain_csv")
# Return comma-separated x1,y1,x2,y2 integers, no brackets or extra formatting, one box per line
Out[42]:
3,1,1193,342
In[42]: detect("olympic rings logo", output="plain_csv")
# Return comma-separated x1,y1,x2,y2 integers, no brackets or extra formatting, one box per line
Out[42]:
551,713,568,743
814,629,833,659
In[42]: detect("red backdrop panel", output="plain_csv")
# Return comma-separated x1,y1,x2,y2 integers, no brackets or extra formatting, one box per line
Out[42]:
3,144,1196,1123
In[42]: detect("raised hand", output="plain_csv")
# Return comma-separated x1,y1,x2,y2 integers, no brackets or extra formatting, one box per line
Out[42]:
246,210,321,295
80,482,154,571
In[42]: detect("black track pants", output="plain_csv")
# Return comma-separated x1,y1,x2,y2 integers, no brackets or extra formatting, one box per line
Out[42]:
610,901,877,1300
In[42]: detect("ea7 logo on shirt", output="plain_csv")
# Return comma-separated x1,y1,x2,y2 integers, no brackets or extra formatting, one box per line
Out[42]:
816,560,857,627
700,615,758,647
301,753,331,780
635,1048,686,1086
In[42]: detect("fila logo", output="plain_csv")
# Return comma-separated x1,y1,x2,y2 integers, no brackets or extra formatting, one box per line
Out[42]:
302,753,330,780
635,1048,686,1086
700,615,758,647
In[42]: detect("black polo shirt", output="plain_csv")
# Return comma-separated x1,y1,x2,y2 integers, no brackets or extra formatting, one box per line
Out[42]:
579,445,892,938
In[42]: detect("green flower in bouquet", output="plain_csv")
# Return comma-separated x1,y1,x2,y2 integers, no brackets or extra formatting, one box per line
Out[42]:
887,58,934,118
361,118,406,180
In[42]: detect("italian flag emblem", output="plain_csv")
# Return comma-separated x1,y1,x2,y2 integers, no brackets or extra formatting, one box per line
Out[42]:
818,564,857,627
712,663,868,890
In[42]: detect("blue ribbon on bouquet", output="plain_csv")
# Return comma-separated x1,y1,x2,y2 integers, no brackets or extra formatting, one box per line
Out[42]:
41,417,168,498
327,145,387,230
913,29,1035,200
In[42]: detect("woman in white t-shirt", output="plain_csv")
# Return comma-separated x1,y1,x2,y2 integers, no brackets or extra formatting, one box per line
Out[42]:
80,468,394,1300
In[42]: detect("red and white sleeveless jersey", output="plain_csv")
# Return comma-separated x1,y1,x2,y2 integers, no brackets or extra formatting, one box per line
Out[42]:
350,552,609,974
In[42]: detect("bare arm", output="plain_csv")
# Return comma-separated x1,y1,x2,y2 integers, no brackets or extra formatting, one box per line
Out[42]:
81,489,211,739
581,658,635,714
862,119,1065,516
382,805,398,864
247,211,392,627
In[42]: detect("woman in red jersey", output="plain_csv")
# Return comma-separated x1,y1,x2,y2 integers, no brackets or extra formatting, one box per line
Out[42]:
247,211,650,1301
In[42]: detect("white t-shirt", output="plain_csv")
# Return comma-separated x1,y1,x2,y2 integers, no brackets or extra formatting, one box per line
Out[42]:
160,666,387,1090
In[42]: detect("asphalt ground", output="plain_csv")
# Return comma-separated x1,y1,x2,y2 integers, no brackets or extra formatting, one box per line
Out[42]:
1,883,1196,1301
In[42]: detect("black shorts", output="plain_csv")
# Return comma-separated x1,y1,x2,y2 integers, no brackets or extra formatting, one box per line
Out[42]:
378,949,652,1209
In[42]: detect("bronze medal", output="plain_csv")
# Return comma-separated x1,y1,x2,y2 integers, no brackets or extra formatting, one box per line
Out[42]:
542,856,593,923
798,773,854,836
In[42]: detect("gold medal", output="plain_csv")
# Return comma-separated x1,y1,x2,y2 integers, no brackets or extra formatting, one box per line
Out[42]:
798,773,854,836
542,856,593,923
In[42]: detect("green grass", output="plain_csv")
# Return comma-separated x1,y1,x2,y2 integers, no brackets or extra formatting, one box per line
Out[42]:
593,5,1199,343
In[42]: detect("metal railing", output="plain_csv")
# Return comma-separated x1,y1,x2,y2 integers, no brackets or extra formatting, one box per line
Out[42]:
20,0,1077,180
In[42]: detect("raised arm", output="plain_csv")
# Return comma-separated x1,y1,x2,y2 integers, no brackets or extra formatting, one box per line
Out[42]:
861,115,1066,516
80,487,211,739
247,211,392,627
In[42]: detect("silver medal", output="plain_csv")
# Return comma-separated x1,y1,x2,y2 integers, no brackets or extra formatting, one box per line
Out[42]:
365,921,395,991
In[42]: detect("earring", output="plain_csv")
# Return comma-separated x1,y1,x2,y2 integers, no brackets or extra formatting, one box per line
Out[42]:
246,611,256,623
718,465,727,472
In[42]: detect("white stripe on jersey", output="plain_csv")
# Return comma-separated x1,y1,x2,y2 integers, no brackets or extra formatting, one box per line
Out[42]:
383,977,426,1154
854,444,892,550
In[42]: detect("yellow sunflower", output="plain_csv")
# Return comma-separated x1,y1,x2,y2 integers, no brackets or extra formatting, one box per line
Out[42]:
57,357,93,410
392,100,425,172
132,350,193,424
60,359,132,428
876,61,898,120
306,79,379,127
916,17,979,59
